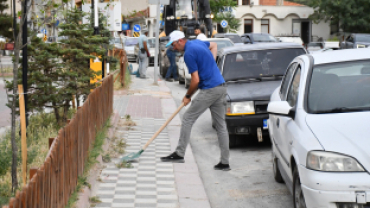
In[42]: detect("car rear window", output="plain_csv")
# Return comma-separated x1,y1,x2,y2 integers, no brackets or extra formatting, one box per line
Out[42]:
222,48,305,81
125,38,138,46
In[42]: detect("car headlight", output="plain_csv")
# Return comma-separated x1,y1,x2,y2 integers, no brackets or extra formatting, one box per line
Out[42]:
307,151,365,172
357,44,368,48
226,101,255,115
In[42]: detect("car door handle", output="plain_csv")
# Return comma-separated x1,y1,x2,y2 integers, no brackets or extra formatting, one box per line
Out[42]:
276,118,280,128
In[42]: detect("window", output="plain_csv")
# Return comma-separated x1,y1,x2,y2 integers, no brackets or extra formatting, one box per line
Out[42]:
287,66,301,107
346,35,354,43
244,19,253,33
280,63,297,100
261,19,269,33
242,0,250,5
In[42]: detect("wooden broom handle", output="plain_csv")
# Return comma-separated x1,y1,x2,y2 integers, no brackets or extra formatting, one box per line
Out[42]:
143,103,185,150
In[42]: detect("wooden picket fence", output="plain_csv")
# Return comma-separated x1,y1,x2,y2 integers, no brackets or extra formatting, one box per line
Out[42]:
3,74,114,208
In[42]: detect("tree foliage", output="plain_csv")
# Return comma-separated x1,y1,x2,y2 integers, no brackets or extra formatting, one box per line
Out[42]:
214,12,241,33
0,0,12,40
209,0,237,15
309,0,370,33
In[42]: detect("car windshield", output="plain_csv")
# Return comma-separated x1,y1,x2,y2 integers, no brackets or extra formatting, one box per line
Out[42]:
356,35,370,43
125,38,138,46
176,0,193,19
222,48,305,81
308,60,370,113
252,34,278,42
212,40,234,50
225,35,243,43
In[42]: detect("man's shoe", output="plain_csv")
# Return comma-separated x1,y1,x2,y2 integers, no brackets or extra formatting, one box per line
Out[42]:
173,78,179,82
214,162,231,171
165,78,174,82
160,152,184,163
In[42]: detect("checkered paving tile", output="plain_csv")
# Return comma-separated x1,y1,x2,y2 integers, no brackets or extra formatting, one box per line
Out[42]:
95,118,179,208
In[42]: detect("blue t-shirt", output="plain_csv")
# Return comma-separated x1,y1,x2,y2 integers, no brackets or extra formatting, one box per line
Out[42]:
184,40,225,89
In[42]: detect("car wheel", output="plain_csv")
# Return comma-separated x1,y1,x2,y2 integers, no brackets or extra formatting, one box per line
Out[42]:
293,166,307,208
273,156,284,183
179,77,185,84
185,78,190,89
229,135,237,148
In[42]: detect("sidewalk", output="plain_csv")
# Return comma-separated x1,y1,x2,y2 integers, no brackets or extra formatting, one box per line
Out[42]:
94,65,211,208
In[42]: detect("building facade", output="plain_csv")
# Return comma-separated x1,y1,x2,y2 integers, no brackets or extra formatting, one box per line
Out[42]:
223,0,331,42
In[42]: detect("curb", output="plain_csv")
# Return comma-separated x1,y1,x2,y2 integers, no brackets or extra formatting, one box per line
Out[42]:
75,111,120,208
159,81,212,208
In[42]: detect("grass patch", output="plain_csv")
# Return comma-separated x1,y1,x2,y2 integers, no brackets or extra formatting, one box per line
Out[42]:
113,64,131,90
0,109,77,207
0,112,67,206
66,119,111,208
89,196,102,207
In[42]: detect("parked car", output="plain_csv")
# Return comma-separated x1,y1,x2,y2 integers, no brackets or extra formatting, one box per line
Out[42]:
306,42,325,53
134,37,156,66
339,33,370,49
213,33,243,45
241,33,278,44
276,36,304,46
124,37,139,62
267,48,370,208
178,38,234,87
109,36,125,49
217,43,306,147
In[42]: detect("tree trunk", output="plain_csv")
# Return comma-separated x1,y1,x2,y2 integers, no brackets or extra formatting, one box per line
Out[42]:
10,29,22,194
52,102,61,126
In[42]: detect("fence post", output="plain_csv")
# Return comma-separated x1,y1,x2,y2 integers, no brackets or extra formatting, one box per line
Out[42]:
49,138,55,149
30,168,37,179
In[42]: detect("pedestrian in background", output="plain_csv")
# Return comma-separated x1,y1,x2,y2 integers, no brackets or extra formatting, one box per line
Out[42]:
165,45,179,82
137,29,150,79
160,31,230,171
194,25,207,40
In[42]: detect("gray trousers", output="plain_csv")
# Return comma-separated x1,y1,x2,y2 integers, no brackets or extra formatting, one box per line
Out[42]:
175,85,230,164
138,51,147,78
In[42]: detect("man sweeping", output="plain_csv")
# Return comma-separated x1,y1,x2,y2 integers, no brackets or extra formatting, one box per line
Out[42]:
160,31,230,171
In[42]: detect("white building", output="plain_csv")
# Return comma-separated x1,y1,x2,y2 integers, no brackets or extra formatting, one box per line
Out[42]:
230,0,331,42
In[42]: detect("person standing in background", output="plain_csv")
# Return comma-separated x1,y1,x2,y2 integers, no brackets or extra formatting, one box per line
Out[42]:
164,45,179,82
137,28,150,78
194,25,207,40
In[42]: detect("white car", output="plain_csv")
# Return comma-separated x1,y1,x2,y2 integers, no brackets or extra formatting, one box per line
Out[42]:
267,49,370,208
124,37,139,62
178,38,234,88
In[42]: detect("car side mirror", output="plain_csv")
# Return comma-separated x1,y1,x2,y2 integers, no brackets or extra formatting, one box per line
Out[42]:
267,101,295,119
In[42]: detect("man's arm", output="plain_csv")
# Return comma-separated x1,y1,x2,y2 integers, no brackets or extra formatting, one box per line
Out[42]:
182,71,199,106
209,42,217,60
143,41,149,53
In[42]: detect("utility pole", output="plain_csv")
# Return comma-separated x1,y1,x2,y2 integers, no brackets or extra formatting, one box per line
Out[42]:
92,0,104,78
22,0,28,125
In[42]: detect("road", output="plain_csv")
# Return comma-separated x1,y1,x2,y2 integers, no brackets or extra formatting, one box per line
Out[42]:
162,74,294,208
0,78,11,135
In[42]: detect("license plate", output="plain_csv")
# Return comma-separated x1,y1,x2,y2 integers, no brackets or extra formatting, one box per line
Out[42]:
263,119,268,129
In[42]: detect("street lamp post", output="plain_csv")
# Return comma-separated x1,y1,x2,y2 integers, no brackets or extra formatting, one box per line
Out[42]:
22,0,29,124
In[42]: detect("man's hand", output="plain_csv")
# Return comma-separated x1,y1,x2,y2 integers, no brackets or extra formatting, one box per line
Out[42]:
182,96,191,106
